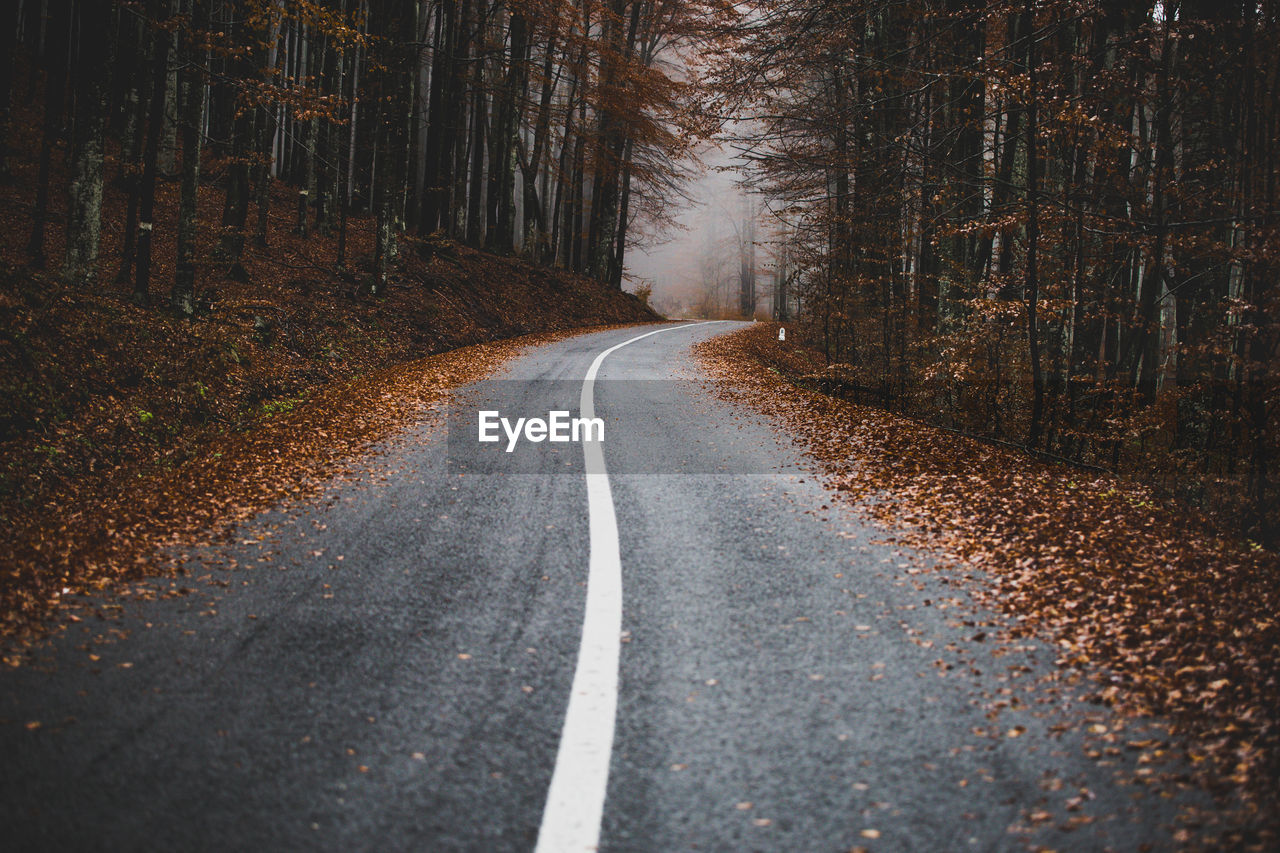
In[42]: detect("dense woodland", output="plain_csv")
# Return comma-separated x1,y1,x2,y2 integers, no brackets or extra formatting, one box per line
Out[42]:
0,0,1277,541
1,0,711,307
1,0,682,633
1,2,1278,832
714,1,1280,542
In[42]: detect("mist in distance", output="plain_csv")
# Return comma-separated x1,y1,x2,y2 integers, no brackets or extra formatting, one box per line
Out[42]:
625,147,770,320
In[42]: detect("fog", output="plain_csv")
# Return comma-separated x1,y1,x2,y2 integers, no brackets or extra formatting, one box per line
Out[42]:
623,147,769,319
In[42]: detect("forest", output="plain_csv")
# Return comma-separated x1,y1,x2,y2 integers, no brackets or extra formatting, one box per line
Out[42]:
715,0,1280,543
1,1,1279,840
2,0,712,305
1,0,691,633
0,1,1277,540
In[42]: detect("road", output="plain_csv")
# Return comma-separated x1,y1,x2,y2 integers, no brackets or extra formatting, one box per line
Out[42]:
0,322,1191,851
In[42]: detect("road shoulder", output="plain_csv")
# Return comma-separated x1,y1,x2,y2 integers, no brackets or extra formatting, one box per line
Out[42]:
2,323,662,659
694,322,1278,849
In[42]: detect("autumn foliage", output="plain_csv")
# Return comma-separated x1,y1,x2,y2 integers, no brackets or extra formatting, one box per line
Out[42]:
0,1,663,640
699,323,1280,845
713,0,1280,546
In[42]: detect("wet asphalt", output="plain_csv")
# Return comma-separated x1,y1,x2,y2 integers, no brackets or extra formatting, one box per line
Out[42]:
0,322,1195,851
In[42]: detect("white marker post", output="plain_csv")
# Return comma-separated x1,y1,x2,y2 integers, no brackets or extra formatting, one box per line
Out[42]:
778,327,786,341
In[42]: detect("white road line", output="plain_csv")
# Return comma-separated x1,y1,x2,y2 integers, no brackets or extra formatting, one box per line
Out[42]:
535,321,722,853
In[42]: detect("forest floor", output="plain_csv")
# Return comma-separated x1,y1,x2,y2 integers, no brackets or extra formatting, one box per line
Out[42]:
695,323,1280,850
0,107,657,646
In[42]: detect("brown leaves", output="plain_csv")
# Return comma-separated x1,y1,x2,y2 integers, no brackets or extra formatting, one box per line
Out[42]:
1,84,658,649
0,129,656,649
697,323,1280,837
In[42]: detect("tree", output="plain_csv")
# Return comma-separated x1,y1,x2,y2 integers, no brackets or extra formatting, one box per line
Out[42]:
172,0,209,316
0,0,19,182
62,0,114,284
134,0,173,305
26,0,70,268
712,0,1280,539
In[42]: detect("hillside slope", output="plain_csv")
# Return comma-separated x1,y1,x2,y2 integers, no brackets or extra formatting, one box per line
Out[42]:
0,106,658,640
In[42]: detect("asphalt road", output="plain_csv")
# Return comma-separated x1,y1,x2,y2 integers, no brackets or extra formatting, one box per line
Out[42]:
0,322,1193,851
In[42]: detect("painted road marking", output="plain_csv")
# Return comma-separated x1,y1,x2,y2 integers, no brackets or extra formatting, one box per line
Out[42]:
535,322,721,853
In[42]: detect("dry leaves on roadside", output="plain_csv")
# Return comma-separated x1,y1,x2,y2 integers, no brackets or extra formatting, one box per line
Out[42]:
696,323,1280,846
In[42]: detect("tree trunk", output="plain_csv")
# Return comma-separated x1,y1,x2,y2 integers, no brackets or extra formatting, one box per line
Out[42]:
254,0,283,247
217,2,253,277
134,0,173,305
218,105,252,277
486,9,528,254
116,12,152,285
568,118,585,272
1128,30,1176,402
0,0,19,182
551,57,583,267
1022,4,1044,447
172,0,208,316
611,139,633,290
586,0,639,281
371,0,415,294
465,32,487,247
314,30,336,235
26,0,69,268
159,14,179,177
419,0,456,233
521,27,559,261
62,0,113,284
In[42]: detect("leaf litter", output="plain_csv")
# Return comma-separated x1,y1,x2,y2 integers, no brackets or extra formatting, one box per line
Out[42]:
2,322,637,659
695,322,1279,849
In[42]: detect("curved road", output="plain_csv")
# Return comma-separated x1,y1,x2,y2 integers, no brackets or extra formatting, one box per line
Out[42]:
0,322,1189,851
